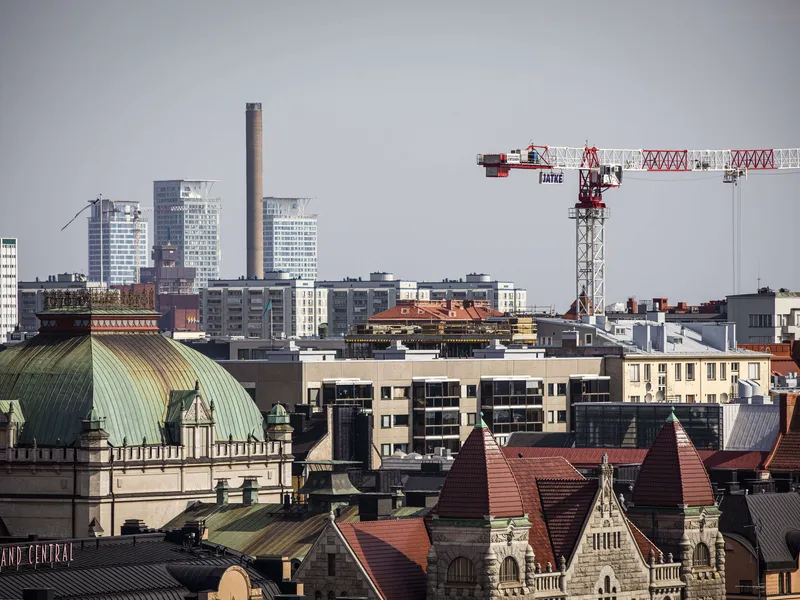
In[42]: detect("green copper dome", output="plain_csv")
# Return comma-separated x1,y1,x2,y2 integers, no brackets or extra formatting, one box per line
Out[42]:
0,331,265,446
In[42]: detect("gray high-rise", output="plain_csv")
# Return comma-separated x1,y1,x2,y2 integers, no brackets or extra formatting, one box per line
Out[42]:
153,180,220,292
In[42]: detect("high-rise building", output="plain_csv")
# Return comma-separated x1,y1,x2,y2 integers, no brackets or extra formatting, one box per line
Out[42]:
0,237,18,340
153,180,221,292
87,200,147,286
262,197,317,280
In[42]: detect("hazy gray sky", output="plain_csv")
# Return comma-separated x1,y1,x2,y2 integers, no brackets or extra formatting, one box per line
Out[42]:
1,0,798,309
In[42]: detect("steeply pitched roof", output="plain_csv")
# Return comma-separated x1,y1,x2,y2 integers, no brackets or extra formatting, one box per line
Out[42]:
720,492,800,570
626,517,660,561
338,519,430,600
766,432,800,470
633,412,715,507
506,458,584,566
436,424,525,519
536,479,597,564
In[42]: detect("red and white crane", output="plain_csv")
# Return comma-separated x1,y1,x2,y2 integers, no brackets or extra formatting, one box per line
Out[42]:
477,145,800,317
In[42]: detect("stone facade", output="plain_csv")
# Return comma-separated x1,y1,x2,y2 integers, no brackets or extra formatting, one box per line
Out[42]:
294,518,379,599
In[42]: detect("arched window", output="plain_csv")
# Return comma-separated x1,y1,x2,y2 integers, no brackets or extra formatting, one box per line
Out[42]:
693,543,711,567
499,557,519,583
604,576,611,593
447,557,476,584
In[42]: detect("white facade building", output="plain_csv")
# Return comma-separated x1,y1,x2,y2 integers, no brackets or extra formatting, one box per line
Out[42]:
0,237,18,340
18,273,107,333
153,180,221,292
262,197,317,280
201,272,328,339
419,273,527,314
88,200,147,286
727,288,800,343
316,272,424,336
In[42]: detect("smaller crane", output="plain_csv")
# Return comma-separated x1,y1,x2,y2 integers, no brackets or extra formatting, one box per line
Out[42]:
61,195,108,284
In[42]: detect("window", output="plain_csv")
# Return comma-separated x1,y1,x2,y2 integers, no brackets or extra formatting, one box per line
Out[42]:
467,412,477,426
499,557,520,583
686,363,695,381
738,580,754,594
748,362,760,380
658,363,667,373
693,543,710,567
557,410,567,423
381,386,391,400
644,364,651,381
731,362,739,372
548,383,555,396
327,553,336,576
629,364,640,382
585,334,593,345
675,363,682,381
393,414,409,427
381,443,391,456
706,394,716,403
706,363,716,380
447,557,476,584
748,313,773,328
720,363,726,381
548,410,555,423
466,385,477,397
630,396,641,403
557,383,567,396
778,572,791,594
381,415,392,428
687,394,696,404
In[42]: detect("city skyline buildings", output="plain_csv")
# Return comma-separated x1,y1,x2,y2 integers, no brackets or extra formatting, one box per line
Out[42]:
153,179,221,292
0,237,17,340
263,197,318,281
87,199,148,286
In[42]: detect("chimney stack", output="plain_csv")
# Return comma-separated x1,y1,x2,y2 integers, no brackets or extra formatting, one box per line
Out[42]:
246,103,264,279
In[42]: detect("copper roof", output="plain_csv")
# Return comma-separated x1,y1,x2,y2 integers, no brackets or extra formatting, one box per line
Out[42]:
436,424,525,519
338,519,430,600
633,412,715,507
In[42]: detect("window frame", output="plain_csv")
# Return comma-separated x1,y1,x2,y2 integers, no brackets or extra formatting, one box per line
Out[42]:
327,552,336,576
629,364,640,382
499,556,520,583
446,557,477,585
381,415,392,429
675,363,682,381
693,542,711,568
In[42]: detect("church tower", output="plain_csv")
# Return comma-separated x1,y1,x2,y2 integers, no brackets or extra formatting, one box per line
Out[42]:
627,410,726,600
427,417,535,599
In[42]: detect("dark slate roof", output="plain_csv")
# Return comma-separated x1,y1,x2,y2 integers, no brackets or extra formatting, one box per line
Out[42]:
506,432,575,448
403,474,446,493
537,479,597,564
633,413,715,508
436,424,525,519
0,533,282,600
0,331,264,446
719,492,800,570
338,518,430,600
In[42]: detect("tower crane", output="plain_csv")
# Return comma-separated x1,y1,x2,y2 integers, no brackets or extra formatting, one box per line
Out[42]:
477,145,800,317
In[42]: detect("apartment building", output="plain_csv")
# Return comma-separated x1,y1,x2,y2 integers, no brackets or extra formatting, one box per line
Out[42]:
87,199,147,286
263,197,317,280
0,237,17,340
18,273,107,333
201,273,327,339
316,272,423,336
537,314,771,404
728,288,800,343
419,272,527,313
153,180,221,291
220,346,609,453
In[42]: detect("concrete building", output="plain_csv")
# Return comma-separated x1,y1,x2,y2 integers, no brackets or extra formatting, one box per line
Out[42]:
202,273,327,339
220,349,608,452
263,197,317,280
140,244,199,331
0,237,17,341
87,199,147,286
537,314,771,404
0,289,290,538
317,272,422,336
419,273,527,314
17,273,106,334
728,287,800,343
153,180,221,292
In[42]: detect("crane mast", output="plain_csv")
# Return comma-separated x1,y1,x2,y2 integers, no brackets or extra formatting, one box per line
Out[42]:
477,145,800,318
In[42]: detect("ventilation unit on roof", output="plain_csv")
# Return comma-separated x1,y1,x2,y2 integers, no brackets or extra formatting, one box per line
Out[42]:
667,335,683,344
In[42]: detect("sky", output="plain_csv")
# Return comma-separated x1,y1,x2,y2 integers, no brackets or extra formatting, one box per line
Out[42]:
1,0,798,310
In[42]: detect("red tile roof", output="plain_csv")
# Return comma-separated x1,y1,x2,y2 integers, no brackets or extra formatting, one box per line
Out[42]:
368,300,503,323
765,393,800,472
697,450,768,470
337,518,430,600
633,413,715,507
506,458,584,566
437,425,525,519
626,516,659,561
536,479,598,564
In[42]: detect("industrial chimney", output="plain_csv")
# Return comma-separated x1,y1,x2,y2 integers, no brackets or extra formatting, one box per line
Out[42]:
246,103,264,279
